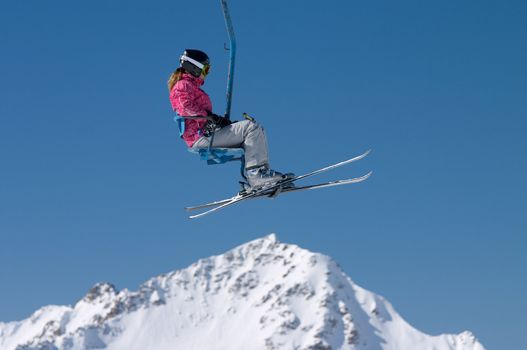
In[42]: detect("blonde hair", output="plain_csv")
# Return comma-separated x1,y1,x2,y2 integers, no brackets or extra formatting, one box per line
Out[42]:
167,68,185,92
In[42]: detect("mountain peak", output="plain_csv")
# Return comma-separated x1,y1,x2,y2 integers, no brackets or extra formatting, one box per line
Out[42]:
264,232,279,243
82,282,118,303
0,235,485,350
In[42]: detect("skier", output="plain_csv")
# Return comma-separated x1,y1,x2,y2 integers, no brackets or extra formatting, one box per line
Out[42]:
168,49,292,189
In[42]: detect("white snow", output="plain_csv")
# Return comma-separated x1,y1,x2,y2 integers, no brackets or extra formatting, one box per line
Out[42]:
0,234,486,350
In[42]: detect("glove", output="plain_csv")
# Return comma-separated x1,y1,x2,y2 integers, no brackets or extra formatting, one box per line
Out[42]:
207,111,232,128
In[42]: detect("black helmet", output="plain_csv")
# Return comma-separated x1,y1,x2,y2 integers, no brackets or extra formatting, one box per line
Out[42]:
180,49,210,78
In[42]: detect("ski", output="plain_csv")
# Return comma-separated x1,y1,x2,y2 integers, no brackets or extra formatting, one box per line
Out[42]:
188,171,372,219
278,171,372,194
185,197,238,212
186,149,372,219
186,171,372,215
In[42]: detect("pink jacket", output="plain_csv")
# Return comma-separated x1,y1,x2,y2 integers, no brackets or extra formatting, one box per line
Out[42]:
169,73,213,147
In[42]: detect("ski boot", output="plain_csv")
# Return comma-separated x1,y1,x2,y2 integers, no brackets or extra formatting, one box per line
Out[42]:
245,165,295,192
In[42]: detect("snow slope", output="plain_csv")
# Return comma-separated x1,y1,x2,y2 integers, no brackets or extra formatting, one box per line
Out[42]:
0,234,485,350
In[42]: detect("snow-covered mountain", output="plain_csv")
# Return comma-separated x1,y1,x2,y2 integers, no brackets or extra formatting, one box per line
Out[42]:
0,234,485,350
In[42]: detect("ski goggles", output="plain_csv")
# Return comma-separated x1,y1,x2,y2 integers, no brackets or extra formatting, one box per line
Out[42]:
180,55,211,76
202,64,211,76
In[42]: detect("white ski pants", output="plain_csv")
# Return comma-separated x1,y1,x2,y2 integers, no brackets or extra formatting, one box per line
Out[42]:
191,120,269,169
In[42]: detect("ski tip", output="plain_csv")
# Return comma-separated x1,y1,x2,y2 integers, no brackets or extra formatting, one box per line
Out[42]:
349,171,373,183
351,149,372,162
362,148,372,158
188,212,205,219
185,206,205,212
353,171,373,182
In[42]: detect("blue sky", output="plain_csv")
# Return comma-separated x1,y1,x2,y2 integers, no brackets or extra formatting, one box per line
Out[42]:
1,0,526,348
